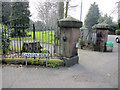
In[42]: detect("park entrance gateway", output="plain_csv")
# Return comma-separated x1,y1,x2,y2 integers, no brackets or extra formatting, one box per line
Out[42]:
1,23,60,66
1,17,83,67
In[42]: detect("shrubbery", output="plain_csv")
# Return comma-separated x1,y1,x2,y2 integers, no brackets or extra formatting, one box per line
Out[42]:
115,29,120,35
2,30,11,54
2,58,62,68
79,40,85,46
11,30,27,37
79,39,96,50
79,40,85,49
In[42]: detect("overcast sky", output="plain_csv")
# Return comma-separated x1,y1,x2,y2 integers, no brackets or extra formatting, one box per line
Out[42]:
29,0,119,23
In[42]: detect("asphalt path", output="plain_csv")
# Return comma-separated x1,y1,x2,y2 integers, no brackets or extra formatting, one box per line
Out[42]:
1,35,119,88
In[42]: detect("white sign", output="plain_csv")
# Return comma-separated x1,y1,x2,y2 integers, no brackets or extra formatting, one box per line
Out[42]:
22,53,50,58
76,42,79,48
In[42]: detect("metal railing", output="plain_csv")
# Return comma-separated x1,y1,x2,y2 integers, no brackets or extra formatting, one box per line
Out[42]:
1,24,61,59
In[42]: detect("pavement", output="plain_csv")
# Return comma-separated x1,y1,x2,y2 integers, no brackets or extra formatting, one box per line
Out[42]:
1,35,119,88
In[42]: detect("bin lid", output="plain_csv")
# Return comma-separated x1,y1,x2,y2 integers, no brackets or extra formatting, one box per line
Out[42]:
105,42,114,46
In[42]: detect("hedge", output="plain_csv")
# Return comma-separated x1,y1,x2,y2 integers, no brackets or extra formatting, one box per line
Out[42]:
2,58,63,68
115,29,120,35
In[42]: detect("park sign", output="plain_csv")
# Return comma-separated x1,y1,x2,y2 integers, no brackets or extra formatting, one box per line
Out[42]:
22,53,50,58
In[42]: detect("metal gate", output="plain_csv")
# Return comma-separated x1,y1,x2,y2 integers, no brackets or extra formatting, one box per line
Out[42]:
1,24,61,59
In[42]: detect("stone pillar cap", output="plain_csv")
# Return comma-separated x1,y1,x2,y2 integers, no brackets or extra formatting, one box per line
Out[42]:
58,17,82,28
92,22,109,30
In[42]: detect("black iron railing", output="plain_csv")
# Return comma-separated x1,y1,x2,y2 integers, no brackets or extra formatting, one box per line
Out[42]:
1,24,61,58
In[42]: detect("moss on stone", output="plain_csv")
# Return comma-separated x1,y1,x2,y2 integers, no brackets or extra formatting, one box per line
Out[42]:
58,17,82,28
59,17,81,22
92,22,109,29
81,27,88,30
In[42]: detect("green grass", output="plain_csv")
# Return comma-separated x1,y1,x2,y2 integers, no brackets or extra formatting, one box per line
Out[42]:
9,45,21,50
1,24,59,51
0,23,14,31
0,23,55,45
10,31,56,51
12,31,55,44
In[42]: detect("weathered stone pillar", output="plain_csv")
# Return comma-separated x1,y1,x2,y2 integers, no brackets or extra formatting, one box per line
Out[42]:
94,23,109,52
58,17,82,66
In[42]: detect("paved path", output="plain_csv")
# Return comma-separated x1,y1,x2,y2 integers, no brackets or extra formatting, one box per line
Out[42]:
1,35,118,88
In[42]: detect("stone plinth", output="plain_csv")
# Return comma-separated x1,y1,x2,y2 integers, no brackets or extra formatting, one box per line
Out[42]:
22,40,42,53
58,17,82,58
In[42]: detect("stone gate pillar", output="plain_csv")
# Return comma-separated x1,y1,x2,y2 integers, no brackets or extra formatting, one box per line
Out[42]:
58,17,82,66
94,23,109,52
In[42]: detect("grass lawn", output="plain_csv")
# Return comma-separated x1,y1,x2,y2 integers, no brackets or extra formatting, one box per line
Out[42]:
9,31,59,51
12,31,55,44
1,24,59,51
0,24,56,44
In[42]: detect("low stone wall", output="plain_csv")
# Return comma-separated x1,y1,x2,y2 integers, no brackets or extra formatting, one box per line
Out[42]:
62,56,79,67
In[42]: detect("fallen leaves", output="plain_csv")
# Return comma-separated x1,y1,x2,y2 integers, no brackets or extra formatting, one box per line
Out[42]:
106,73,111,77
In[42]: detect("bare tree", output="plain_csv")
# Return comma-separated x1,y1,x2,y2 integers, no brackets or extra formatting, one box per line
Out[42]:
0,1,2,23
65,0,69,18
58,2,64,19
36,0,78,27
64,0,79,18
36,1,59,27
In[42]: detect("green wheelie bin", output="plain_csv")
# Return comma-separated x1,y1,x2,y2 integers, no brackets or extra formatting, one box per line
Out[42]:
105,42,114,52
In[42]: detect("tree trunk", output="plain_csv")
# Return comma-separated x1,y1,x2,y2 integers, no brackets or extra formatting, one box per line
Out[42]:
65,1,69,18
58,2,64,19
